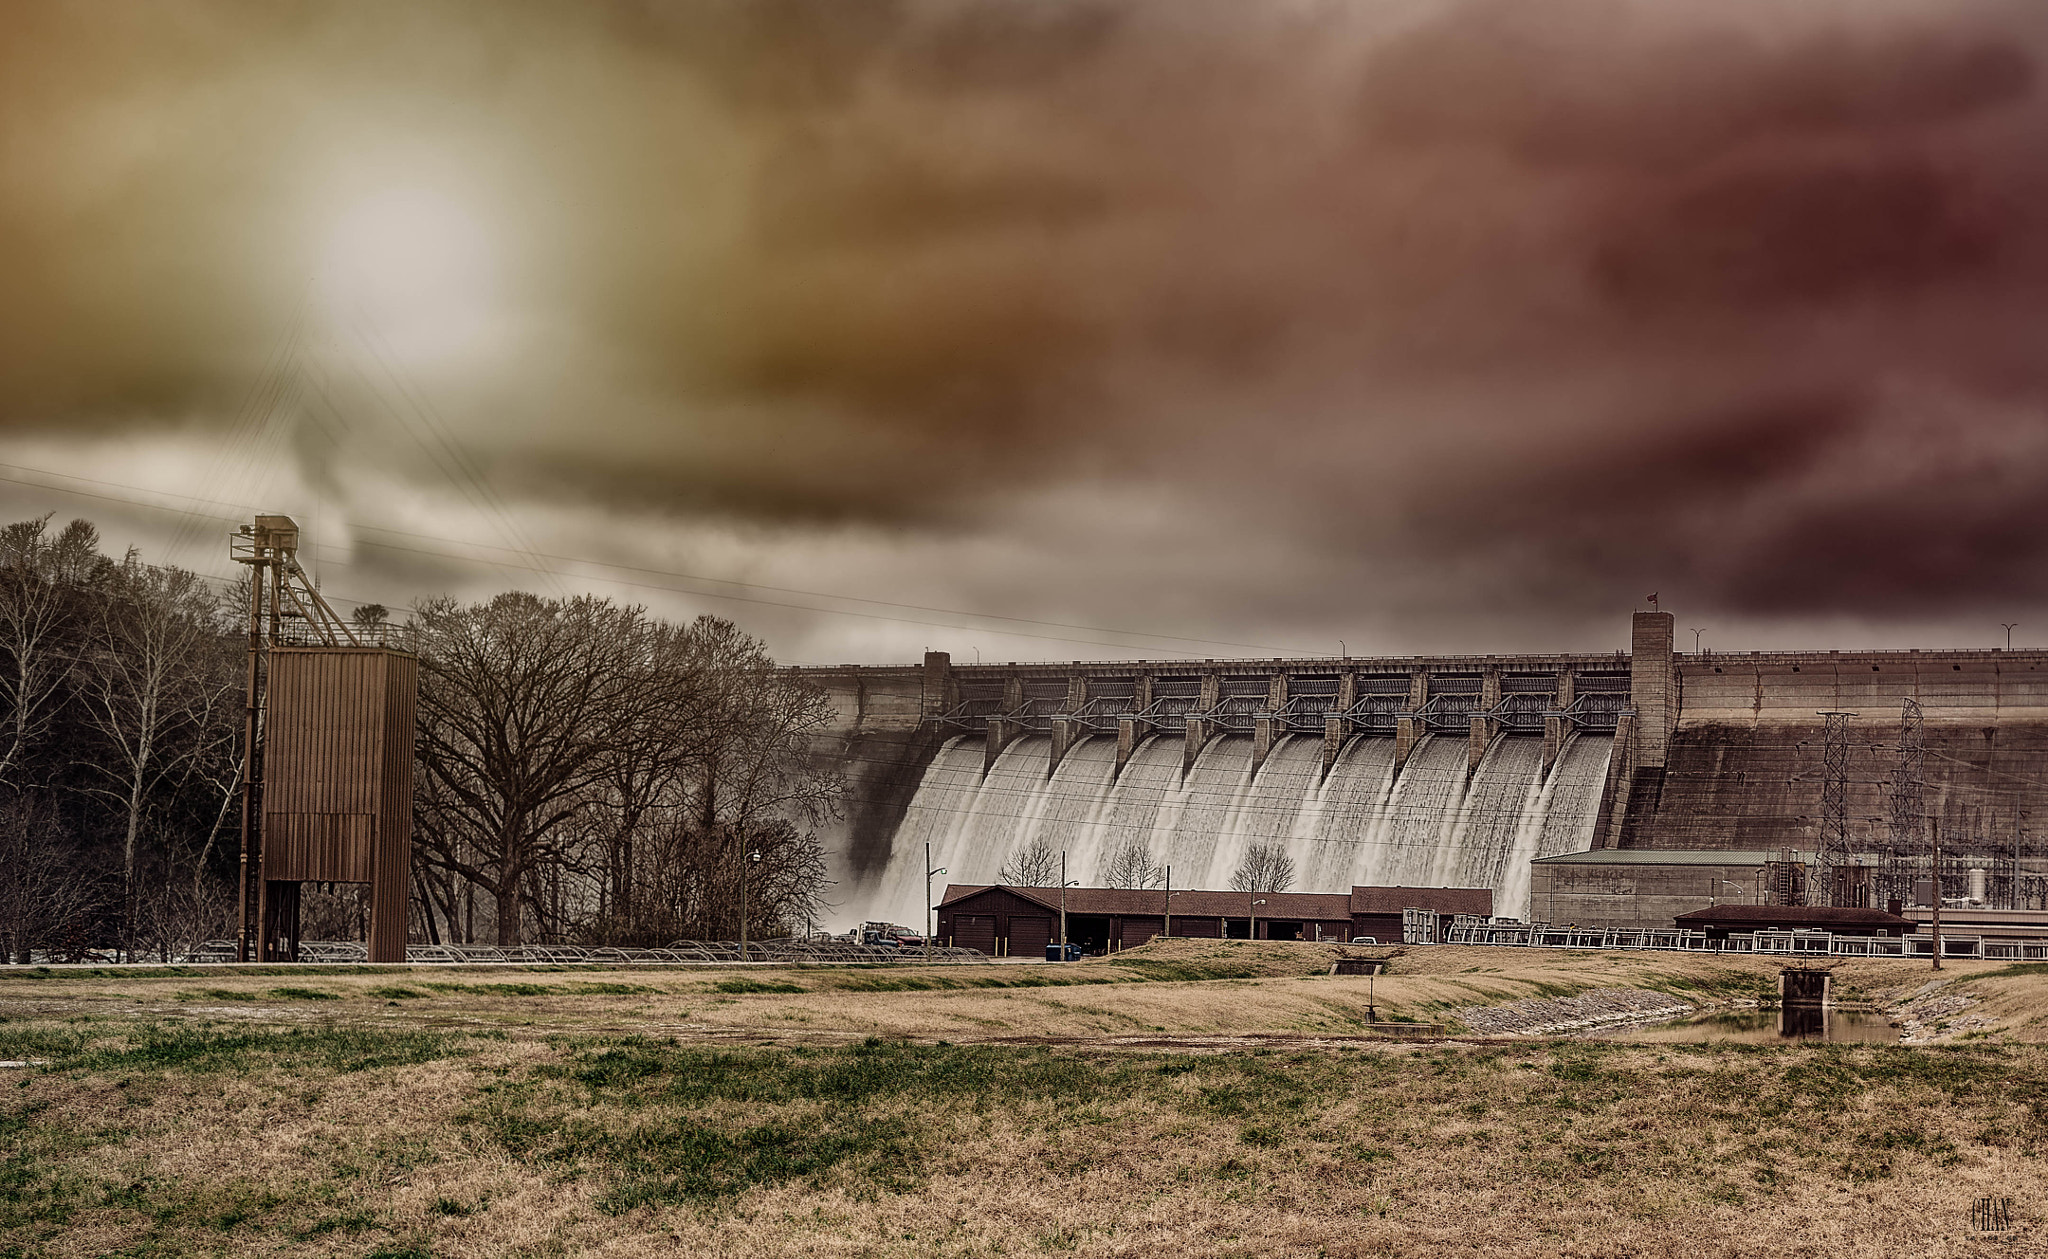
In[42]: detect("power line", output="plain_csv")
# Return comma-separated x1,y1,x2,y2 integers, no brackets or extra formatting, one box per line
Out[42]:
0,459,1313,658
349,535,1234,657
347,524,1312,656
345,310,573,600
163,286,315,567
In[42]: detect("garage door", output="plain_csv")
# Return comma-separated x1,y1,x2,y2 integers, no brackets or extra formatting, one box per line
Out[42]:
1171,917,1219,939
952,915,997,955
1008,915,1054,957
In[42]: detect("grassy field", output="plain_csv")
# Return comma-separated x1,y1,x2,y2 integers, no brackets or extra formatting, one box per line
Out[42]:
2,941,2044,1256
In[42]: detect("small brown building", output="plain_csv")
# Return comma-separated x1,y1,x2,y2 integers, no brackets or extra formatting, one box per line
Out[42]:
260,645,418,962
1674,904,1913,942
935,883,1491,956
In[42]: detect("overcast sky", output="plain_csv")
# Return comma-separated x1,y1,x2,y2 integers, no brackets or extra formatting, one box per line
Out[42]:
4,0,2046,663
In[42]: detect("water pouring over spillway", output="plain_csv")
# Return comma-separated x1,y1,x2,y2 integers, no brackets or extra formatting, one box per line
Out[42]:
861,731,1611,930
802,612,2048,935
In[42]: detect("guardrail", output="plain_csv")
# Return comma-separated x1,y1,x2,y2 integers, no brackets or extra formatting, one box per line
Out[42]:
169,939,993,966
1438,923,2048,961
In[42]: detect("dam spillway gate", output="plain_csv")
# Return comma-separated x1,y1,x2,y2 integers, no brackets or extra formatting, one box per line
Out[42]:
935,661,1632,783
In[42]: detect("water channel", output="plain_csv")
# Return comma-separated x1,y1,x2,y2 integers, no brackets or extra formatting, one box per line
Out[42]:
1589,1008,1900,1045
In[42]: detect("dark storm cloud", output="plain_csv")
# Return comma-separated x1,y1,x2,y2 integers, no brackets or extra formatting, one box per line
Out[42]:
1357,5,2034,170
1593,153,2005,308
7,0,2048,629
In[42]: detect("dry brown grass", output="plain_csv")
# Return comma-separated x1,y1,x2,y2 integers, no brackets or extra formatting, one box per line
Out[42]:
4,944,2047,1256
0,940,1887,1044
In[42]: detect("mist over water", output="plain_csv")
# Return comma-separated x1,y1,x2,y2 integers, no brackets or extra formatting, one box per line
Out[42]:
864,731,1611,931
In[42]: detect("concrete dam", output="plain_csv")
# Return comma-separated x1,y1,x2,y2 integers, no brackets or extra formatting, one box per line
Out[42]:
803,613,2048,929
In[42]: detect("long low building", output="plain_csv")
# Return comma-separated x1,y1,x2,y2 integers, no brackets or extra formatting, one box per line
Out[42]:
935,884,1490,955
1528,849,1778,929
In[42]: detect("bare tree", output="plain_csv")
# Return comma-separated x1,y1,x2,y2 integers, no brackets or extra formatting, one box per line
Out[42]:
75,554,237,957
675,617,838,932
1229,843,1295,893
413,593,667,945
0,518,100,959
130,845,238,962
1104,839,1163,889
1000,836,1061,887
0,795,103,963
578,616,838,944
0,516,102,791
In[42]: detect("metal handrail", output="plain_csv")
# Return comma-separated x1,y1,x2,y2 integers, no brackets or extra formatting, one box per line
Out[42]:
1544,691,1631,733
1261,693,1337,735
1191,694,1264,734
1059,695,1135,734
1401,691,1480,734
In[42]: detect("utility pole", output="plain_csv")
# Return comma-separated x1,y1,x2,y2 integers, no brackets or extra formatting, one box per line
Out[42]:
1162,864,1171,939
1059,850,1068,959
233,547,266,963
1931,817,1942,972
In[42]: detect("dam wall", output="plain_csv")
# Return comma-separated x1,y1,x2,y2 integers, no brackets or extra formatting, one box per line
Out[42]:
801,643,1635,925
796,614,2048,928
802,654,948,886
1625,647,2048,855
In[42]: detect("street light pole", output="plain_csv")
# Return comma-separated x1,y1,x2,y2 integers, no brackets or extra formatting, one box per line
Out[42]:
924,842,947,962
1690,627,1705,654
739,845,763,961
2003,623,2019,650
1250,896,1266,941
1162,864,1172,939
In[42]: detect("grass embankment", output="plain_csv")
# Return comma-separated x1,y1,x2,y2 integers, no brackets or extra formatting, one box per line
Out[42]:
1,1018,2044,1257
0,939,1850,1044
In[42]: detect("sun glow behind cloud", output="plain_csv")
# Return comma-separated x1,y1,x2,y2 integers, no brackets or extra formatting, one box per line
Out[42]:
318,185,502,366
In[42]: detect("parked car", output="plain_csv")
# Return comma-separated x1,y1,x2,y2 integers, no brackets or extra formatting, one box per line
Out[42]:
1349,936,1378,945
1044,941,1085,962
858,923,925,947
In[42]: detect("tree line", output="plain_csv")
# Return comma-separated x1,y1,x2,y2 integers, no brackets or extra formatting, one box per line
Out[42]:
0,515,839,960
999,835,1295,894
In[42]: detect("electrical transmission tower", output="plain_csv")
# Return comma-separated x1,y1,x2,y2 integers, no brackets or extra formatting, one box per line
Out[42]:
1887,698,1925,911
1814,711,1856,906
